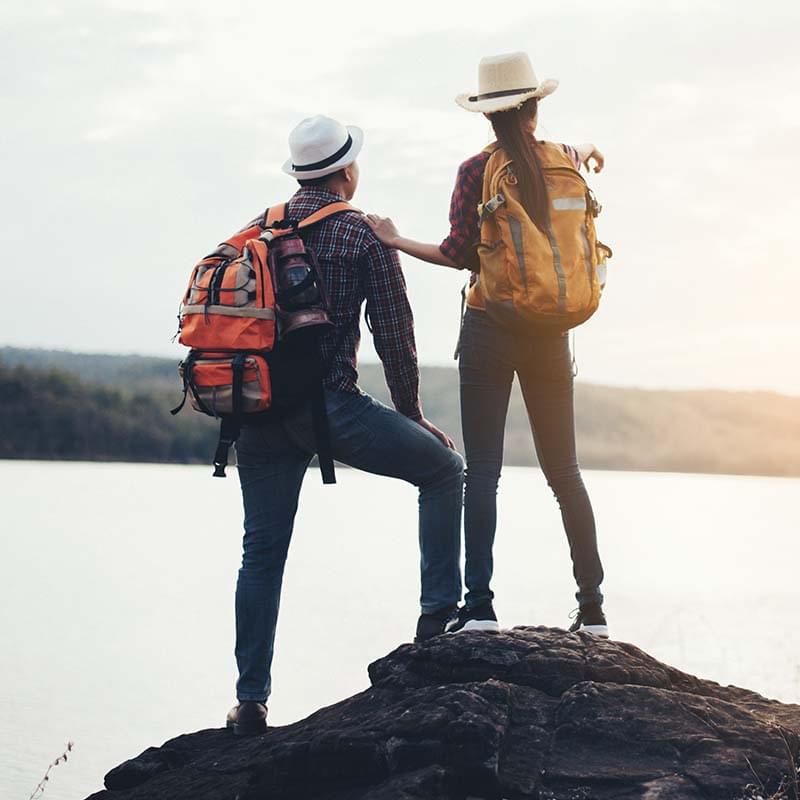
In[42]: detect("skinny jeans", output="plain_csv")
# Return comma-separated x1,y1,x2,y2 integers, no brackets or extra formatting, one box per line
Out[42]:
458,308,604,609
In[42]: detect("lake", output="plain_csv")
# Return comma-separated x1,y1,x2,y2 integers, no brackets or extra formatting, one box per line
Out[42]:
2,461,799,799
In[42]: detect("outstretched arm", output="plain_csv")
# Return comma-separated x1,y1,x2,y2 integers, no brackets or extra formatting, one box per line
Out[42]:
364,215,460,268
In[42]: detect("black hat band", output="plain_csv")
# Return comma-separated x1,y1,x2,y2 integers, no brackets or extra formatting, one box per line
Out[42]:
292,134,353,172
468,86,537,102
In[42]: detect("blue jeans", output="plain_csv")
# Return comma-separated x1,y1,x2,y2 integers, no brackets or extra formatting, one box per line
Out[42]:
233,389,464,702
459,308,604,609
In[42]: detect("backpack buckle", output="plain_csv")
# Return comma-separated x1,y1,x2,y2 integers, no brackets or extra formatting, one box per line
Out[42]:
478,193,505,226
588,188,602,218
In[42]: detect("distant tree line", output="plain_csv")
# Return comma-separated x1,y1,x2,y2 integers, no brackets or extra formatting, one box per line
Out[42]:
0,362,216,463
1,348,799,477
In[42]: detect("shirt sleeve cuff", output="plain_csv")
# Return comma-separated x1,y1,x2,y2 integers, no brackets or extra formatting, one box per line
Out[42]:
441,238,481,272
439,238,462,265
402,404,423,422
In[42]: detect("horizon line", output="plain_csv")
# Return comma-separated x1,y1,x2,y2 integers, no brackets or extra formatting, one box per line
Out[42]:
2,344,798,400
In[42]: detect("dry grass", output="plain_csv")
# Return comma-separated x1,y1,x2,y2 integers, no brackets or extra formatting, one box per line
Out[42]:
739,726,799,800
28,741,74,800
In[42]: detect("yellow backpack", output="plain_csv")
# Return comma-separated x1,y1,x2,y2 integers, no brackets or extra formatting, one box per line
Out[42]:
476,141,610,330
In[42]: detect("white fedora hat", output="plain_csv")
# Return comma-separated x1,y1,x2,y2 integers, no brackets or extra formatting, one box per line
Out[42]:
282,115,364,180
456,52,558,114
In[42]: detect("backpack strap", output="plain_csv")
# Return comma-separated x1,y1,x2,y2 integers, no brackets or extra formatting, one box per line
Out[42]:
220,201,356,251
170,351,199,416
311,380,336,484
265,203,288,228
260,199,358,486
263,201,358,236
299,201,356,229
212,353,246,478
307,240,374,486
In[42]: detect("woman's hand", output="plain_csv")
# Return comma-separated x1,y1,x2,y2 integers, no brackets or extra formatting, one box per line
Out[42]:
576,143,605,173
585,147,604,173
365,213,401,248
364,216,461,268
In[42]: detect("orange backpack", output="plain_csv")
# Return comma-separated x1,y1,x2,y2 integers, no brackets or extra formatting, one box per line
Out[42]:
171,201,354,481
475,141,610,330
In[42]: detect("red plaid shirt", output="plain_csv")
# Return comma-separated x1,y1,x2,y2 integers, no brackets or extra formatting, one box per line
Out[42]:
439,142,582,270
279,187,422,420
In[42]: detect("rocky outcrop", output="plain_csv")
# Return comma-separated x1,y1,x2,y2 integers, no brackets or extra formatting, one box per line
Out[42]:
86,627,800,800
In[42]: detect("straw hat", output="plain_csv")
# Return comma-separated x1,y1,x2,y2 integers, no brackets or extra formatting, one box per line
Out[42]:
282,115,364,180
456,52,558,114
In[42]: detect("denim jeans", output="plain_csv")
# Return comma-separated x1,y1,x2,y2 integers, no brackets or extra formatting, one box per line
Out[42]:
459,308,604,610
233,389,464,702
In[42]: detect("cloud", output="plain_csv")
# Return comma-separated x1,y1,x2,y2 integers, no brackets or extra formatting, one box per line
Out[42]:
1,0,799,394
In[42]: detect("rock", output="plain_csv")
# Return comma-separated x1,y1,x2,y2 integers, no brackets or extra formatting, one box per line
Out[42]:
87,627,800,800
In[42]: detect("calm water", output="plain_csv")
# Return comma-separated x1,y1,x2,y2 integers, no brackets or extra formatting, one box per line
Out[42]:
2,461,799,799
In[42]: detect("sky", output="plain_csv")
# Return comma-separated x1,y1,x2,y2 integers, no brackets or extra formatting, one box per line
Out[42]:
2,0,799,394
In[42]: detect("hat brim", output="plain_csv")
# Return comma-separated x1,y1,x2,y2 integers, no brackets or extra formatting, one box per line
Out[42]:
455,79,559,114
282,125,364,180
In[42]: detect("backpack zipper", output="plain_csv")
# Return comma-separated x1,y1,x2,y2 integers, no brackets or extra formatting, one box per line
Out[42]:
255,244,268,308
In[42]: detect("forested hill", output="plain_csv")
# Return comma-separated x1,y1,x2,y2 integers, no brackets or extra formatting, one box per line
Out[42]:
1,347,799,477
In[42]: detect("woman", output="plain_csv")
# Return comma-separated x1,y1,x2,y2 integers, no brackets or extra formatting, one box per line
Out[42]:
366,52,608,637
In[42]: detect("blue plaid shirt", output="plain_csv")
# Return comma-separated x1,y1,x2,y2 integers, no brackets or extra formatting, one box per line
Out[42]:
271,187,423,420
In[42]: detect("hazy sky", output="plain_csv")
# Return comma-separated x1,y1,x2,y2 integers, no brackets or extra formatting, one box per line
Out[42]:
3,0,799,394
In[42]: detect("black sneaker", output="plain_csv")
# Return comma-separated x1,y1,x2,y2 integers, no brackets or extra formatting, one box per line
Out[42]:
444,601,500,633
568,603,609,638
414,605,458,643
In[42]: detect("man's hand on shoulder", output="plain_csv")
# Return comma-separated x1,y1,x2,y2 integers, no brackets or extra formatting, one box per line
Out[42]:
415,417,456,450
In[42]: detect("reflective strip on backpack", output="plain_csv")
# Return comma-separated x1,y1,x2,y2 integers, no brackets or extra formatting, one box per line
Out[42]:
181,304,275,319
552,197,587,211
544,227,567,313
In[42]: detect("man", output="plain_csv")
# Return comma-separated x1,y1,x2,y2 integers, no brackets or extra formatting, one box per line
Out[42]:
226,115,465,736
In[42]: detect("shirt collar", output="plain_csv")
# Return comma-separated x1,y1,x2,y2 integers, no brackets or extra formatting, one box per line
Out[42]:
293,186,344,204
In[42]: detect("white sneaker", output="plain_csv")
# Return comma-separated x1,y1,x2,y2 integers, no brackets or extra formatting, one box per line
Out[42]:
568,604,609,638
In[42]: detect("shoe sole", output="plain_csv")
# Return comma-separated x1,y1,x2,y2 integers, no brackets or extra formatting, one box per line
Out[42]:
448,619,501,634
580,624,609,638
226,719,268,736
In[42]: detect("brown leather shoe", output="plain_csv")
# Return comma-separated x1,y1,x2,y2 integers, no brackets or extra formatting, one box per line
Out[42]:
226,701,268,736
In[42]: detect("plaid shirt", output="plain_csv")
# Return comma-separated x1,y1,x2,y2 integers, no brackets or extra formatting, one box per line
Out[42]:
439,142,582,269
271,187,423,420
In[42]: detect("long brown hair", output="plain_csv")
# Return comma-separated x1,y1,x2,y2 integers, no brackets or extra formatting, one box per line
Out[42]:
488,97,550,232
